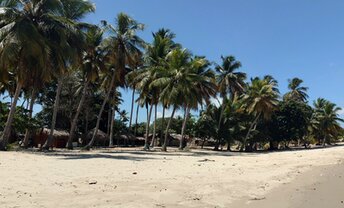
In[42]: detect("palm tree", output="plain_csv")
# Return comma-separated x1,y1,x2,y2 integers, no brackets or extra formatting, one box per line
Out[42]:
42,0,95,150
215,56,246,150
0,0,62,150
66,26,105,149
145,28,179,148
131,29,179,150
313,98,343,146
151,48,192,151
178,56,217,149
135,68,155,150
108,89,122,147
84,13,145,149
242,76,279,151
284,78,308,102
126,53,144,133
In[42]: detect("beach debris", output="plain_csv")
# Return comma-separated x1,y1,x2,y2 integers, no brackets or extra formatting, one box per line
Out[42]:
88,180,97,185
198,158,215,162
251,196,266,201
132,172,137,175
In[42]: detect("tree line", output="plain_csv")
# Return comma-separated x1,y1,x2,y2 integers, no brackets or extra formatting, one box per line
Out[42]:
0,0,343,151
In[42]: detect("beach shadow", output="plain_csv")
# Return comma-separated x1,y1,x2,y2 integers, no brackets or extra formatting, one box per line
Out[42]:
38,152,157,161
15,143,344,161
99,149,235,157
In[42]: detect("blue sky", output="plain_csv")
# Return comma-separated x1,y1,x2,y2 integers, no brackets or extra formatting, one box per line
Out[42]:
4,0,344,122
83,0,344,121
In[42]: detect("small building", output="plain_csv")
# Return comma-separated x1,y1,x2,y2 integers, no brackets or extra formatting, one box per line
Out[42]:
33,128,69,148
85,129,108,146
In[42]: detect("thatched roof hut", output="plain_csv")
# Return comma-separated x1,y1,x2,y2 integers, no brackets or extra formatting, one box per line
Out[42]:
85,128,108,146
115,134,145,146
169,134,191,146
33,128,69,148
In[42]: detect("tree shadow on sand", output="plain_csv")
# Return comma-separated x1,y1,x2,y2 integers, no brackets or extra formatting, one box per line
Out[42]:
40,152,157,161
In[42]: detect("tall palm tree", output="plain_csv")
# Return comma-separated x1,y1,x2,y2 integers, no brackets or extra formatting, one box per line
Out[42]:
151,48,192,151
134,67,156,150
178,56,217,149
22,71,46,147
284,77,308,102
108,89,122,147
131,29,179,150
215,56,246,150
42,0,95,150
85,13,145,149
126,53,144,133
0,0,64,150
66,26,105,149
242,76,279,151
145,28,179,148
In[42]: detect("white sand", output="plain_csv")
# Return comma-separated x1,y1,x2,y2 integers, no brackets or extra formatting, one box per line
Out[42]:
1,146,344,208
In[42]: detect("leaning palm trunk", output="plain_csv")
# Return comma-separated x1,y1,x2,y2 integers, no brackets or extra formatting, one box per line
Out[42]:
129,88,135,132
0,82,23,150
144,103,154,150
134,104,139,136
162,106,176,152
109,106,115,147
22,89,36,148
179,105,190,150
150,104,158,147
106,105,111,137
159,106,165,146
43,78,63,150
322,135,327,147
66,81,89,149
215,98,226,150
85,72,116,150
242,112,261,151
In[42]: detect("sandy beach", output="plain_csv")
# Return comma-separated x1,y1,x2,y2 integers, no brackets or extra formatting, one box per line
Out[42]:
1,146,344,208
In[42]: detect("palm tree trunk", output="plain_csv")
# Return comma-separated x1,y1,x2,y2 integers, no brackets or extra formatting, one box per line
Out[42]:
144,103,154,150
109,106,115,147
322,135,326,147
179,105,190,150
160,106,165,146
107,105,111,137
215,97,226,150
85,109,89,131
22,89,36,148
66,80,89,149
43,78,63,150
201,137,207,149
150,104,158,147
21,98,27,108
0,82,23,150
227,141,231,151
84,72,116,150
134,104,139,136
242,112,261,151
162,106,176,152
129,87,135,132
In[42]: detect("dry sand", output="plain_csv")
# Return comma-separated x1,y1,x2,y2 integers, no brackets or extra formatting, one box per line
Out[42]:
0,146,344,208
232,163,344,207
